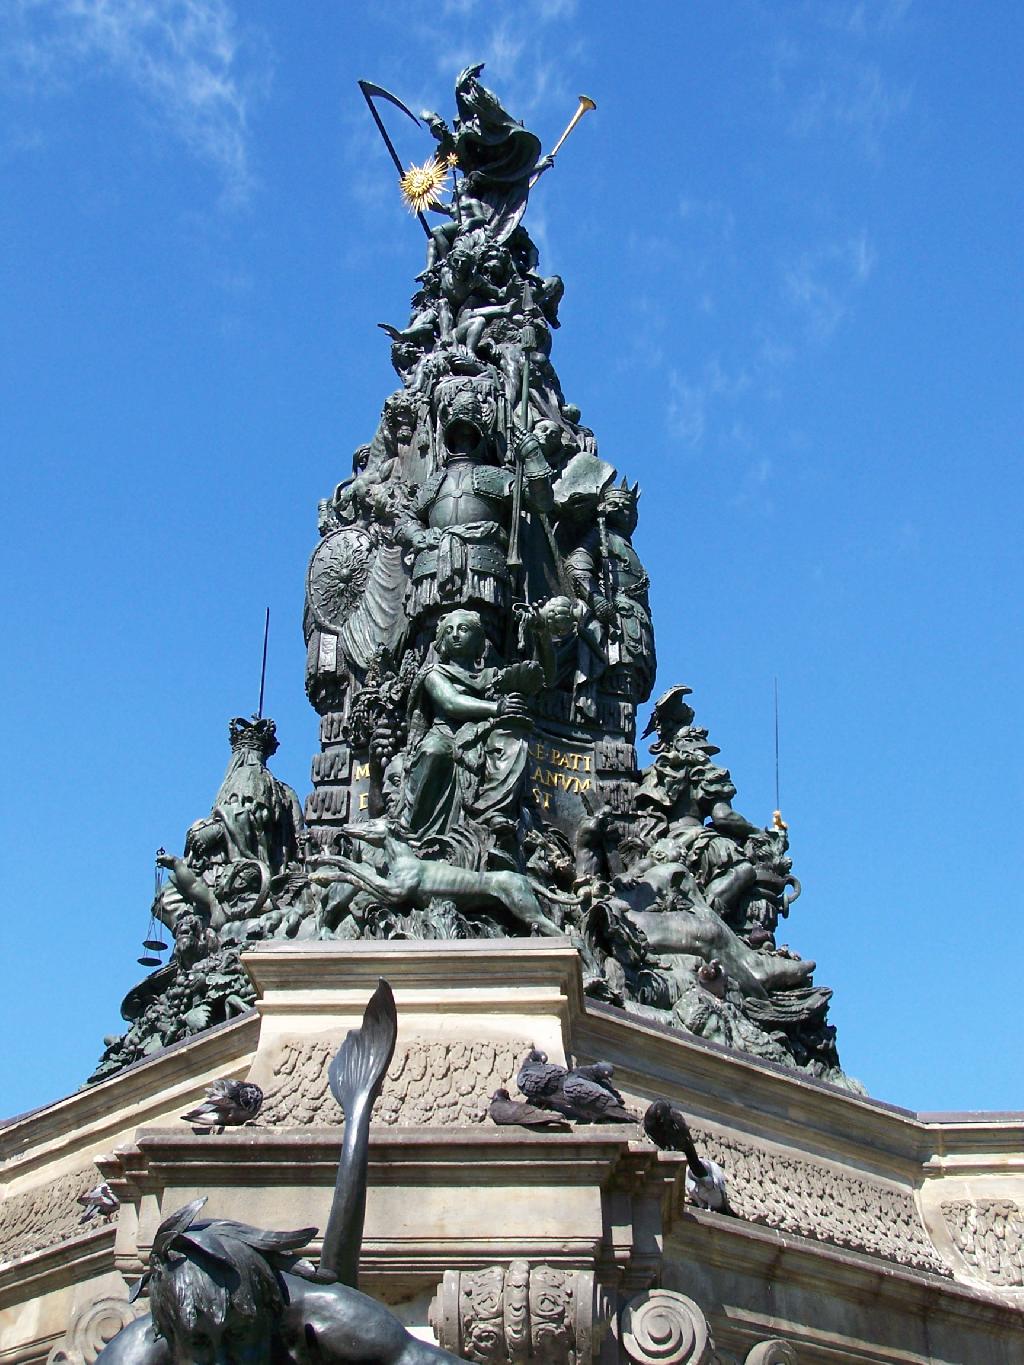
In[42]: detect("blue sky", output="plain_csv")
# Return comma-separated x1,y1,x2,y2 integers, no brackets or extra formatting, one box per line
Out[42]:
1,1,1021,1118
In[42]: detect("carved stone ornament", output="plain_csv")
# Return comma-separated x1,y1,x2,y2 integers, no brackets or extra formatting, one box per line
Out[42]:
0,1167,110,1264
429,1262,611,1364
45,1297,146,1365
306,526,375,634
941,1198,1024,1287
744,1343,798,1365
618,1290,714,1365
692,1125,948,1275
261,1036,532,1127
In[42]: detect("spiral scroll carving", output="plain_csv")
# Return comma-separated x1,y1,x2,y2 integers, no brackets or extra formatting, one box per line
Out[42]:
619,1290,714,1365
46,1297,145,1365
744,1342,797,1364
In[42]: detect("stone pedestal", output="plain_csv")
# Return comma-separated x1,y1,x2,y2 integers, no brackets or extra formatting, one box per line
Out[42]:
3,940,1023,1365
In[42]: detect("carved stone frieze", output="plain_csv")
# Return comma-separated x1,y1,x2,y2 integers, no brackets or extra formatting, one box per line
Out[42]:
0,1166,110,1264
260,1037,533,1127
687,1125,949,1275
429,1262,611,1364
45,1297,146,1365
619,1289,714,1365
941,1199,1024,1287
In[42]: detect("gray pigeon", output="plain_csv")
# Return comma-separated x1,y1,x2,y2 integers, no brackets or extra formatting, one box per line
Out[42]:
181,1079,264,1130
516,1048,569,1109
517,1049,636,1123
568,1060,623,1103
78,1182,119,1223
684,1155,730,1213
559,1070,637,1124
643,1099,731,1213
488,1088,571,1131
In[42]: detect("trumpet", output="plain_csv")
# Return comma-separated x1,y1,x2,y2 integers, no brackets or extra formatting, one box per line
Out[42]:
531,94,596,184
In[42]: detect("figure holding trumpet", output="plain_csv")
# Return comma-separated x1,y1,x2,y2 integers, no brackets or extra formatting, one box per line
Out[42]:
359,61,595,250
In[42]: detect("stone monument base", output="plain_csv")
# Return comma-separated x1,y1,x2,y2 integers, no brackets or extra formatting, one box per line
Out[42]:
2,940,1023,1364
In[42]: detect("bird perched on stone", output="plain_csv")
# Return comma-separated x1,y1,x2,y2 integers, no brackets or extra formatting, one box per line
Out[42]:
78,1182,119,1223
568,1060,624,1103
516,1048,569,1108
517,1049,636,1123
643,1100,731,1213
181,1079,264,1131
559,1070,637,1124
488,1088,571,1131
695,960,727,1000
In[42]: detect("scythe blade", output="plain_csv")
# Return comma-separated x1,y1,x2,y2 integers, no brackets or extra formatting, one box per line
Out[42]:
357,80,422,128
356,79,431,236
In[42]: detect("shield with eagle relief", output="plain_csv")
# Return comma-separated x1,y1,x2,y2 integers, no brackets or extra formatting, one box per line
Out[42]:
305,525,409,670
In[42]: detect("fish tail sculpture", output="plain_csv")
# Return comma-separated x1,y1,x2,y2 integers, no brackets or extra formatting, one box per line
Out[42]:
317,979,398,1288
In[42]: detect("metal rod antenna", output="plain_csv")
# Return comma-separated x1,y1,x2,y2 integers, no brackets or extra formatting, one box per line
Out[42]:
773,676,781,813
257,608,270,719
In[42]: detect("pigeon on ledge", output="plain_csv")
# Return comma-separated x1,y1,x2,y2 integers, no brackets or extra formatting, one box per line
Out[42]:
568,1060,624,1103
181,1079,264,1132
516,1049,569,1108
559,1070,637,1124
78,1182,119,1223
517,1049,637,1123
488,1088,571,1130
643,1099,731,1213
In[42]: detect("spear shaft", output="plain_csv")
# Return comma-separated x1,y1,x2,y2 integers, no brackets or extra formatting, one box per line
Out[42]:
506,286,535,575
257,607,270,719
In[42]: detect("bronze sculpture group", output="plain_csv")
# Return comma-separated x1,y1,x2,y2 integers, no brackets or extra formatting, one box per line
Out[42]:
90,64,856,1094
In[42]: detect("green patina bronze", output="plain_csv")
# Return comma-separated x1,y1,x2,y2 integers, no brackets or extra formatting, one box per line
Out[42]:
91,64,857,1094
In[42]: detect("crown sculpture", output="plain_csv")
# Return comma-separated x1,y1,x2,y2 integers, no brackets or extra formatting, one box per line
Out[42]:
91,63,855,1093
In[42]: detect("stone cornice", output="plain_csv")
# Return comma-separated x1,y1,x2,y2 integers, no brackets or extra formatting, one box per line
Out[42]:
109,1125,663,1194
670,1209,1024,1336
0,1226,115,1311
920,1115,1024,1174
579,1000,932,1174
243,938,585,1020
0,1015,258,1181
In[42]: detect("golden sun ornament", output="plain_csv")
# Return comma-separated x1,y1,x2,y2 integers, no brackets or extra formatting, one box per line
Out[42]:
398,157,451,214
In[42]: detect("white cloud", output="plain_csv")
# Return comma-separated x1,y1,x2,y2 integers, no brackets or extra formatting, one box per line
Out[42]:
768,1,913,159
2,0,269,203
667,375,707,447
783,231,876,341
792,62,912,157
678,196,736,244
732,455,775,512
662,228,875,449
835,0,913,39
668,357,750,448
